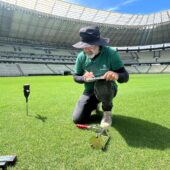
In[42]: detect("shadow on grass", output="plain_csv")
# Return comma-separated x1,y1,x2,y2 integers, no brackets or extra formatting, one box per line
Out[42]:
35,114,47,122
112,115,170,150
89,111,103,124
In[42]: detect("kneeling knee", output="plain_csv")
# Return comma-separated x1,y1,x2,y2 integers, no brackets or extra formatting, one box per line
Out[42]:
72,117,80,124
72,114,83,124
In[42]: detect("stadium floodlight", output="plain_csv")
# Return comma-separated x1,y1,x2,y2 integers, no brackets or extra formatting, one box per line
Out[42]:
23,84,30,115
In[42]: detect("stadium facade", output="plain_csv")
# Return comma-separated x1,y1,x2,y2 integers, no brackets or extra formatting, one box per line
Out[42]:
0,0,170,76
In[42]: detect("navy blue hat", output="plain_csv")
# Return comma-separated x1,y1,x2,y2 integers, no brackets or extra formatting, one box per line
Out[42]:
73,26,110,48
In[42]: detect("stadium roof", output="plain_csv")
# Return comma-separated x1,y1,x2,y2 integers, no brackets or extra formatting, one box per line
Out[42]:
1,0,170,25
0,0,170,47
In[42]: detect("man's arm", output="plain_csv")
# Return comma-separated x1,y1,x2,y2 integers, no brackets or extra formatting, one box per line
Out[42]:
73,74,85,84
102,67,129,83
74,67,129,83
115,67,129,83
73,71,95,84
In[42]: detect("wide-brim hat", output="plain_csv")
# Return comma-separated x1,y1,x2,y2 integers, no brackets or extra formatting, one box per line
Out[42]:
73,26,110,48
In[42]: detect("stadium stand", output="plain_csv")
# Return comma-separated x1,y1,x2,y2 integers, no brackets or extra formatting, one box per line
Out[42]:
160,50,170,63
0,63,21,76
47,64,72,75
19,63,53,76
163,65,170,73
148,64,167,73
135,65,150,74
124,65,139,74
119,52,138,64
0,0,170,76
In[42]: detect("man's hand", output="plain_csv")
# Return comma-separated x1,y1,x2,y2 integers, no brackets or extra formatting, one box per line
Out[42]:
102,71,119,81
83,71,94,81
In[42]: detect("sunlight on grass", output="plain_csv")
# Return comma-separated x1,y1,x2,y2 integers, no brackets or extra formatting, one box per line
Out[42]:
0,75,170,170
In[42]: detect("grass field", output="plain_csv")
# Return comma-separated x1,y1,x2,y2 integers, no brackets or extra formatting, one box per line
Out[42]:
0,74,170,170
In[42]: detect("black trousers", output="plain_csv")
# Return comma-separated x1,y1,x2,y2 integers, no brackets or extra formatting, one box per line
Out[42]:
72,80,117,123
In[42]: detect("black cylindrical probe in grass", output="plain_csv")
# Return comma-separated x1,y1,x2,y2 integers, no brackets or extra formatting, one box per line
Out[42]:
23,84,30,115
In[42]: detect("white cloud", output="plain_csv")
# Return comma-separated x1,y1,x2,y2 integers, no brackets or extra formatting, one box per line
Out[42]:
122,0,138,5
106,0,138,12
63,0,138,12
107,6,120,12
62,0,84,5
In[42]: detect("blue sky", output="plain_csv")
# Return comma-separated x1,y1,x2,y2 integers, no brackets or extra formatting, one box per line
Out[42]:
64,0,170,14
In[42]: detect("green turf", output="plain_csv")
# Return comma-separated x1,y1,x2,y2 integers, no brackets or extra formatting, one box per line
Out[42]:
0,74,170,170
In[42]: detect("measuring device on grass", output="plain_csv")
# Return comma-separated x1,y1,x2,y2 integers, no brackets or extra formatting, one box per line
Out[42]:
85,77,104,83
76,124,110,150
23,84,30,115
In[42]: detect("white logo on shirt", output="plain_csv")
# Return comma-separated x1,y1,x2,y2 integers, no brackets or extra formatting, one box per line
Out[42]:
100,64,108,71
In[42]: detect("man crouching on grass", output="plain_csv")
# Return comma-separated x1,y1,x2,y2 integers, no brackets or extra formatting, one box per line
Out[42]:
72,26,129,129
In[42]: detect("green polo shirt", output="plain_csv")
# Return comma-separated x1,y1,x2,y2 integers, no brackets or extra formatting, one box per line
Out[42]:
74,46,124,92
